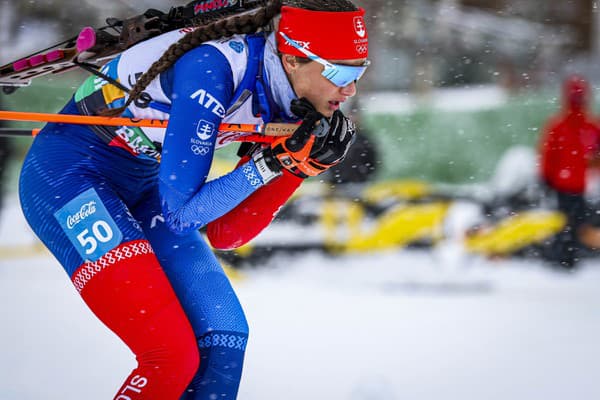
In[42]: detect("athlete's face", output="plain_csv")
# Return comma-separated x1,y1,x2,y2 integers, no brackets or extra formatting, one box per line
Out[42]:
282,55,366,117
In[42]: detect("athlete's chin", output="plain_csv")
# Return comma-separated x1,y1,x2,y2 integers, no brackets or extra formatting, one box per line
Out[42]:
318,106,335,118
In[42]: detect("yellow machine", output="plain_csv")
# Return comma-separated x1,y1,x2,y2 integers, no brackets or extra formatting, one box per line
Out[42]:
321,198,450,252
464,210,566,256
214,178,571,266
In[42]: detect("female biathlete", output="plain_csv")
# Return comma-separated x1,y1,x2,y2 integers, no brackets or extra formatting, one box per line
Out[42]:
19,0,369,398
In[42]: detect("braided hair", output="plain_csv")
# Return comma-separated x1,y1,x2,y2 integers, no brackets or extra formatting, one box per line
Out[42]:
102,0,359,116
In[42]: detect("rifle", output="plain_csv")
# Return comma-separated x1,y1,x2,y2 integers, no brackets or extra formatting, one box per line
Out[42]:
0,0,265,91
0,1,293,143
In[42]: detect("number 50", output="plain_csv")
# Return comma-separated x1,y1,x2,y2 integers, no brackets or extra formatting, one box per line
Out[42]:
76,220,114,255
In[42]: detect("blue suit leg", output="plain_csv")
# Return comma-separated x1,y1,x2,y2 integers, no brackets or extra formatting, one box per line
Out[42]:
132,188,249,400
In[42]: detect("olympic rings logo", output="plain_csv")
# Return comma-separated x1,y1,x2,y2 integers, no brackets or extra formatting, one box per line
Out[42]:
191,145,210,156
356,45,368,54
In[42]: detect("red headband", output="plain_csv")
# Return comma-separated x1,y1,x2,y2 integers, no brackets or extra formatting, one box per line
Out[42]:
276,6,368,60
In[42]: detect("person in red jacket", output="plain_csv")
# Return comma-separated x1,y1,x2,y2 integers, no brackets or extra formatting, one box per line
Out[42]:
539,75,600,268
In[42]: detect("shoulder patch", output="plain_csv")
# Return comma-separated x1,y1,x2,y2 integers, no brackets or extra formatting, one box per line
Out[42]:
229,41,245,54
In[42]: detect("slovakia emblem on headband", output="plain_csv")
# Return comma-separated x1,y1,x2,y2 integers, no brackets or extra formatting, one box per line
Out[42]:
354,16,366,38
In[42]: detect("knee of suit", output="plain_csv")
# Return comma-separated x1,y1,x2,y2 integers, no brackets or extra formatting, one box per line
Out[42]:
154,239,250,336
135,324,201,388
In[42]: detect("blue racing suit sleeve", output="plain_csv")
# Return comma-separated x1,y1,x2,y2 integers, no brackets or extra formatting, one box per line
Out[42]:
159,45,266,235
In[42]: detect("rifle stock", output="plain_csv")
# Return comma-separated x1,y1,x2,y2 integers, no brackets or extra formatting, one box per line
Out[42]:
0,0,263,88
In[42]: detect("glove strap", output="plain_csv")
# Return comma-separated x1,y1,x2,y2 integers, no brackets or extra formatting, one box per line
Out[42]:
294,159,330,177
252,149,282,184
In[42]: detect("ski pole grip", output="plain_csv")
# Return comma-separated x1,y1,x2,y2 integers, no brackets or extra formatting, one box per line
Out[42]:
262,123,299,137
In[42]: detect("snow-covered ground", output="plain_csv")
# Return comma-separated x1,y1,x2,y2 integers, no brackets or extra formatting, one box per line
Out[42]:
1,194,600,400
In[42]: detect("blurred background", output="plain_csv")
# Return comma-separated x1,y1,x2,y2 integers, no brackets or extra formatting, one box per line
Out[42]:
1,0,599,182
2,2,600,399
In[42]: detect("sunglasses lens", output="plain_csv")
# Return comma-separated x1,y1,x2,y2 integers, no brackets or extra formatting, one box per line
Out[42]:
322,63,369,87
280,33,370,88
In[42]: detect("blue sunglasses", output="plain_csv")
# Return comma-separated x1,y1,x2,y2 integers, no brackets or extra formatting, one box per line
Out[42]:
279,32,370,88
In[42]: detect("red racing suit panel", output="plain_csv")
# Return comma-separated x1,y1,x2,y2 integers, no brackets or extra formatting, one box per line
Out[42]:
206,166,303,250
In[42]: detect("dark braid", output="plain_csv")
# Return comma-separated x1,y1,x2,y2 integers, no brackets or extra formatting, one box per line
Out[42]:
102,0,358,116
103,0,282,116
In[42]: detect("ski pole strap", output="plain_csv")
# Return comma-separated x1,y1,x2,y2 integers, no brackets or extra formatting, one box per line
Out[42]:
73,60,131,93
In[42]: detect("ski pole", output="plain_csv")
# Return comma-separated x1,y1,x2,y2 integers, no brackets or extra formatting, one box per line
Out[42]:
0,110,297,137
0,127,279,143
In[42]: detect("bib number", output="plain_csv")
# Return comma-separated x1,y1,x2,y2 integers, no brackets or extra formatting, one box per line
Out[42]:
55,188,123,262
77,220,115,255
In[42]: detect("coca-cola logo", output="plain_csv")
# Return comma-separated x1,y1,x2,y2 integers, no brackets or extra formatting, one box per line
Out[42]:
66,201,97,229
216,130,252,147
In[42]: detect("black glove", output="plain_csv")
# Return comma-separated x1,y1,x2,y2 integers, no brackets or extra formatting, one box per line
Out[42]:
309,110,357,167
253,99,356,181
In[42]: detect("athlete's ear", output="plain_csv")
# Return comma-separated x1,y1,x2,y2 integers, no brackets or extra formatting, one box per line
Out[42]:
281,54,299,75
